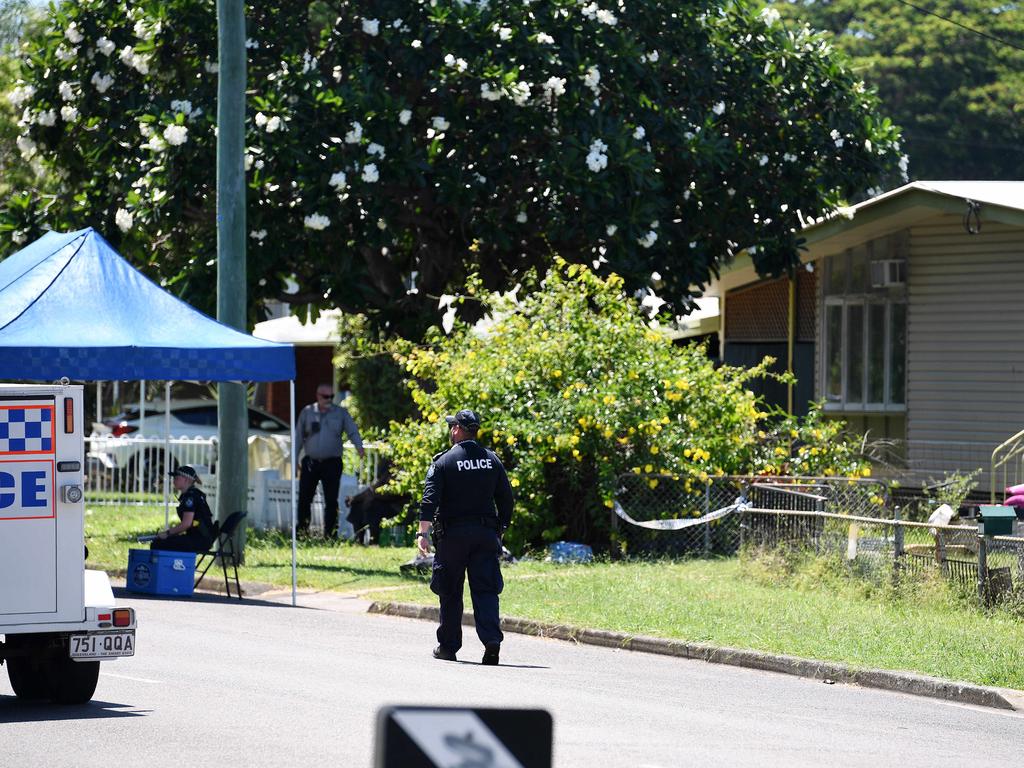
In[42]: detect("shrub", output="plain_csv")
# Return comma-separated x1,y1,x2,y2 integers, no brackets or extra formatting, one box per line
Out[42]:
384,259,868,551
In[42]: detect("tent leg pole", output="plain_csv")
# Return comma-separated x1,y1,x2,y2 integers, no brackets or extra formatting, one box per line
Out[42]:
164,381,172,527
138,379,146,496
290,379,297,608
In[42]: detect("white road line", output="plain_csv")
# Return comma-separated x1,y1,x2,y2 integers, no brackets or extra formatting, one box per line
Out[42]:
100,672,163,684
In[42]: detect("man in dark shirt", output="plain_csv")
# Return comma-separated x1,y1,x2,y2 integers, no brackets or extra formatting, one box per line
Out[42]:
418,409,514,665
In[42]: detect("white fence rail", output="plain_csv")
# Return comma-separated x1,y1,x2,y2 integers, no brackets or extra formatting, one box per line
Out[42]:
86,433,386,536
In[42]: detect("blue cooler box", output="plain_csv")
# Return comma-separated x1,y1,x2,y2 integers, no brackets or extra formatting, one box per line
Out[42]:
127,549,196,596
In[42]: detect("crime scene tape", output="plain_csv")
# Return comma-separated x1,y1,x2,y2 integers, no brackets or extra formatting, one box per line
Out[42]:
612,497,749,530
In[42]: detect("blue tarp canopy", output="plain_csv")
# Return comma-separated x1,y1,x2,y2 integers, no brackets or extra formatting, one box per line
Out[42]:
0,228,295,381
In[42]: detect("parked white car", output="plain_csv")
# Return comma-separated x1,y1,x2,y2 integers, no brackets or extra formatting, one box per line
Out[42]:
88,399,289,487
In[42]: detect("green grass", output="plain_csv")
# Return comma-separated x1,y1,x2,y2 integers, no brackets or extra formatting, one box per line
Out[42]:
85,505,1024,689
84,504,413,592
367,555,1024,690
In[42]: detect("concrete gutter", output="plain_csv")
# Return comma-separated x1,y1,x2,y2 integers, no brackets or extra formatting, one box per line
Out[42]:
368,601,1024,713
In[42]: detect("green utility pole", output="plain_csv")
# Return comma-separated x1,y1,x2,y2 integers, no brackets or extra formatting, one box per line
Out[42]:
216,0,248,550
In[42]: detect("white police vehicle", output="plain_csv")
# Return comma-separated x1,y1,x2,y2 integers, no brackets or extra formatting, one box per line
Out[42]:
0,383,136,704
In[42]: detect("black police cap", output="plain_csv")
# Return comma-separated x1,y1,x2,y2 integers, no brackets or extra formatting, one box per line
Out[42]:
445,409,481,430
168,465,201,483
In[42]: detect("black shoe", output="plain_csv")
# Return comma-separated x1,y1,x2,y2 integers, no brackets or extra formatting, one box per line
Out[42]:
482,643,500,666
433,645,457,662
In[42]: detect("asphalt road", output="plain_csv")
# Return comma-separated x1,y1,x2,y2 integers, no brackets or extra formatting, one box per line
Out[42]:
1,588,1022,767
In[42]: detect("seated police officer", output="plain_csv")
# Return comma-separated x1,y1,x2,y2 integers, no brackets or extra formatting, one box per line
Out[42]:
418,409,514,665
151,465,216,552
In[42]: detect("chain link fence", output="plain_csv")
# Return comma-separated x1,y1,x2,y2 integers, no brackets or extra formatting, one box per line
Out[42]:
613,473,1024,607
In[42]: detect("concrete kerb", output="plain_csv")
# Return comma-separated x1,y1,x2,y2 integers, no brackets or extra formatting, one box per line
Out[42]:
367,601,1023,712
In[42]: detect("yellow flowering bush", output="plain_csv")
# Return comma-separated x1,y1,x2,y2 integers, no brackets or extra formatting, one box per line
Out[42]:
385,259,867,550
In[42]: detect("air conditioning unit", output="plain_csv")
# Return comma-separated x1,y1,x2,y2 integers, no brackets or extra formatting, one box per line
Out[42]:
870,259,906,288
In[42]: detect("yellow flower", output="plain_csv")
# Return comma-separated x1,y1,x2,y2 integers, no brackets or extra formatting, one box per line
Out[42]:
617,436,630,445
650,445,660,454
684,448,692,458
603,428,614,439
774,447,787,457
644,463,654,473
861,467,872,477
604,499,614,509
510,478,521,488
790,429,799,438
674,378,689,390
660,416,669,425
632,467,642,474
648,479,659,489
506,435,517,446
603,394,616,405
570,434,580,446
628,371,639,380
552,369,563,378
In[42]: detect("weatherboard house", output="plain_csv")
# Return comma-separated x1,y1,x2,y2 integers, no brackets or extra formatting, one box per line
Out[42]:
710,181,1024,486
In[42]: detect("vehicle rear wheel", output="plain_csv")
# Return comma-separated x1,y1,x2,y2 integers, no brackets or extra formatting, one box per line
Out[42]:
5,636,50,701
46,656,100,705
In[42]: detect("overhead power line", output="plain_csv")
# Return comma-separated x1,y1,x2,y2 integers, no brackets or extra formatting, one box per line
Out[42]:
892,0,1024,53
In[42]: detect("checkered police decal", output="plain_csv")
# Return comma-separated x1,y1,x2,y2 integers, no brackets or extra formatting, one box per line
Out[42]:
0,406,55,455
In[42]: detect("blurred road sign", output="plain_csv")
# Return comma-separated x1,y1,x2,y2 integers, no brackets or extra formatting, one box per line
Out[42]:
375,706,553,768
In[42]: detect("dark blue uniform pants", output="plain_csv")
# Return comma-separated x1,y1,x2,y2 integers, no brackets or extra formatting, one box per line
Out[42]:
298,456,343,537
431,526,504,652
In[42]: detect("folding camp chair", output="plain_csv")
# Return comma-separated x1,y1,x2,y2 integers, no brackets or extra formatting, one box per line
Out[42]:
194,511,247,599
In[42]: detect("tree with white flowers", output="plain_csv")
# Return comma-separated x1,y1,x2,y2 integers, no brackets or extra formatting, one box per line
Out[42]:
2,0,900,334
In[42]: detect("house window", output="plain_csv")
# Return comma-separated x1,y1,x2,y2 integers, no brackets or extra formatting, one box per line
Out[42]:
822,235,907,411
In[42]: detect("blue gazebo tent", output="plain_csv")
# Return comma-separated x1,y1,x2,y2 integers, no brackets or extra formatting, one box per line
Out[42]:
0,228,303,603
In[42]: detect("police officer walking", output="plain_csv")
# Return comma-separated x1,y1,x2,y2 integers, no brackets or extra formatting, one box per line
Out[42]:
297,383,365,538
418,409,514,665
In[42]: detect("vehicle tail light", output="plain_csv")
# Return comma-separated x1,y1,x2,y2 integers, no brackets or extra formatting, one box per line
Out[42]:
112,423,138,437
97,613,111,621
112,608,133,627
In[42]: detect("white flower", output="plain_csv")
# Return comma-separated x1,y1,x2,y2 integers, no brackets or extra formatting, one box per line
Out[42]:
58,81,75,102
119,45,134,66
170,99,193,116
11,230,26,245
304,213,330,230
633,126,645,140
536,32,554,44
332,65,343,82
64,22,83,44
606,224,617,236
596,9,617,25
60,105,78,122
362,18,380,36
163,124,188,146
712,101,726,116
542,76,566,100
495,25,513,41
244,153,254,171
245,38,259,49
329,171,348,190
411,39,422,49
265,115,282,133
783,152,797,162
115,208,134,232
96,37,116,56
398,109,412,125
441,305,457,335
645,50,660,63
367,142,385,157
898,154,909,173
760,7,781,27
864,139,872,152
481,83,502,101
16,135,36,159
254,112,268,128
377,218,387,230
586,138,608,173
36,109,56,126
638,230,658,248
759,154,769,166
250,229,267,241
7,84,35,107
431,116,450,132
55,45,76,62
138,121,154,137
345,121,363,143
134,19,156,39
204,60,219,74
516,211,528,223
583,65,600,91
361,163,379,183
91,72,115,94
510,81,531,105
